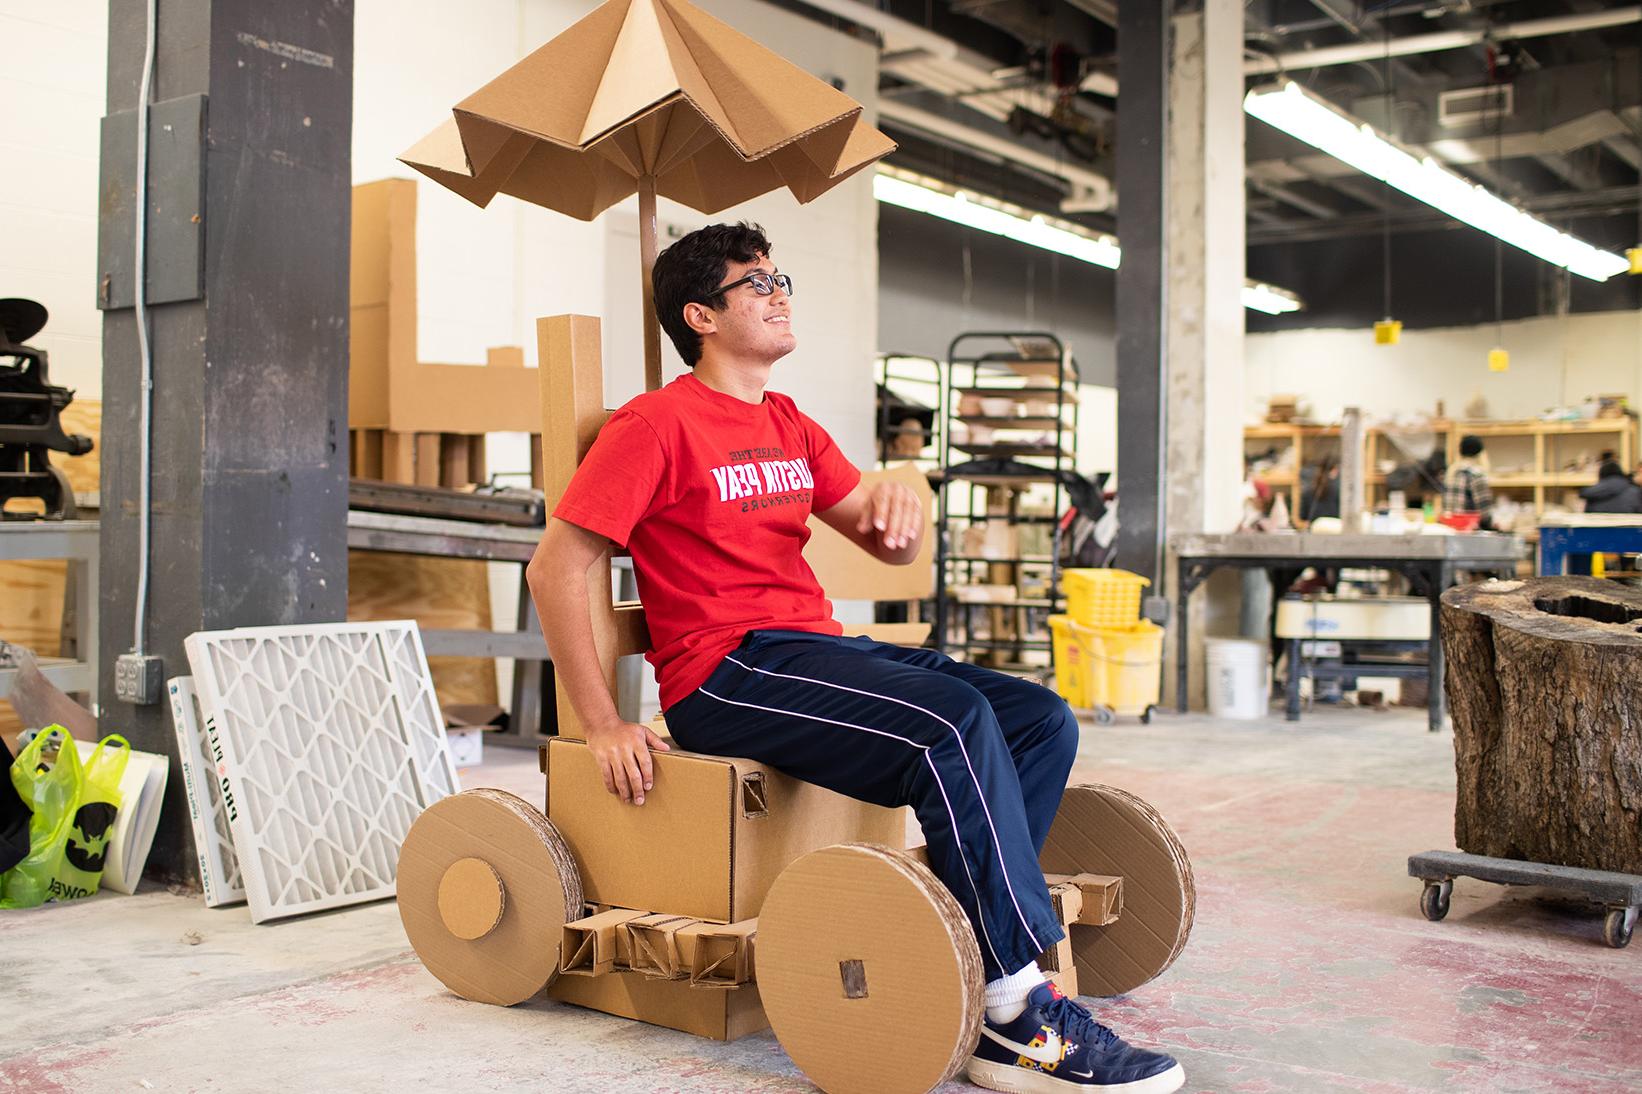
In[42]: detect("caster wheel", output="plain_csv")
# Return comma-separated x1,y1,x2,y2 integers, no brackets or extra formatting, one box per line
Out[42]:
1040,785,1194,997
396,788,583,1005
759,844,984,1094
1420,880,1452,922
1603,906,1636,949
1140,706,1154,725
1094,706,1116,726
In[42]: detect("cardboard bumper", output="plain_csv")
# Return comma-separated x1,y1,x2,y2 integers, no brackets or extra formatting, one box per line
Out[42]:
545,737,907,923
561,908,647,977
548,969,769,1042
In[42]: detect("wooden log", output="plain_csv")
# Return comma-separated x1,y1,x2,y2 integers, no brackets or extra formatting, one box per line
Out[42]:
1442,576,1642,874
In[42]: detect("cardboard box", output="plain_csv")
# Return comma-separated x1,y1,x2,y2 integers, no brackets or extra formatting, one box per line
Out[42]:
683,919,757,987
546,738,907,923
548,969,769,1042
349,178,541,434
1047,872,1124,926
560,909,646,977
626,913,701,980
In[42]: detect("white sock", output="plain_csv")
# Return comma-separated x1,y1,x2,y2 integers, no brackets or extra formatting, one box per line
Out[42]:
984,962,1046,1023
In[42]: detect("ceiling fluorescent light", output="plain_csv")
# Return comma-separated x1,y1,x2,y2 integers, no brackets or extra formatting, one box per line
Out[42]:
874,168,1122,268
1244,81,1630,282
875,167,1301,314
1242,281,1302,315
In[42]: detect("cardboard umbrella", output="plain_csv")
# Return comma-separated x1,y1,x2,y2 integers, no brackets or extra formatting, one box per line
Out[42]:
400,0,895,389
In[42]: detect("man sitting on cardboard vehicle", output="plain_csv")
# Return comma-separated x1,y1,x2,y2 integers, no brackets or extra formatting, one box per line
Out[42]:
530,222,1184,1094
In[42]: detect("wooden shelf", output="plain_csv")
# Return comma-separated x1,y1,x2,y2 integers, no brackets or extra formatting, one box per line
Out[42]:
951,443,1067,459
955,415,1066,428
954,386,1078,405
1245,415,1637,528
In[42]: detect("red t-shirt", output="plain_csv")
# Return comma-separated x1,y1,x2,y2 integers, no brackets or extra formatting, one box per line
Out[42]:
553,372,862,709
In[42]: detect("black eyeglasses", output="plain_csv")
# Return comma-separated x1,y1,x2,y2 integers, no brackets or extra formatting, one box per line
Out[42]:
708,271,794,299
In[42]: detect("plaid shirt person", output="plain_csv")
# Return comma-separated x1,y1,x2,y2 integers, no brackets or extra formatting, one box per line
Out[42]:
1444,461,1493,513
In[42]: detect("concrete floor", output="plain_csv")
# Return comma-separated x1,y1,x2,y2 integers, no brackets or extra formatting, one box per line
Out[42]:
3,704,1639,1093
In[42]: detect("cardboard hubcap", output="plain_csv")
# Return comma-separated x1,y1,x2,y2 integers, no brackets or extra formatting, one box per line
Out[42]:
758,844,984,1094
1039,784,1194,997
437,857,506,940
396,789,583,1006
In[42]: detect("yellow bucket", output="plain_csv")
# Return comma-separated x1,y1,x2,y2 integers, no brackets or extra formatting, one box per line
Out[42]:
1062,569,1150,629
1050,615,1164,718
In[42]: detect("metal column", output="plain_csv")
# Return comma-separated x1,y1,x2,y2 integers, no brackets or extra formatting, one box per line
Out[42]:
1114,0,1169,589
98,0,354,882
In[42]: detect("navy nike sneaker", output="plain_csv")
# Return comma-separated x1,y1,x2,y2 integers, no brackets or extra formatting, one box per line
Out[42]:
968,982,1184,1093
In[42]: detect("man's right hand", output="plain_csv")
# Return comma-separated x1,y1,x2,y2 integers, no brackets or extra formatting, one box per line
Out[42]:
585,719,671,805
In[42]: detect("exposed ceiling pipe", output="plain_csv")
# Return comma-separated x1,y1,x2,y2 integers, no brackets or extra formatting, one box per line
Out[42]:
1245,7,1641,76
878,99,1115,211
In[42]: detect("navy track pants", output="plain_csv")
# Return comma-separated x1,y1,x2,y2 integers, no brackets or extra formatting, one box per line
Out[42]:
665,629,1079,981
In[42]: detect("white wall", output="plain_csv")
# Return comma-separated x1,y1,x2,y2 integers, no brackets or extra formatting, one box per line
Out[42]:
1245,309,1642,426
1,3,107,396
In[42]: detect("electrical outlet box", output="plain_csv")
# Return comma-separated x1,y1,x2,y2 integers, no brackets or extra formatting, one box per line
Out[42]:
115,653,164,705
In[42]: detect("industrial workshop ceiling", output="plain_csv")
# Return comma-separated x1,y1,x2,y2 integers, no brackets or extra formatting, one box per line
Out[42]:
778,0,1642,330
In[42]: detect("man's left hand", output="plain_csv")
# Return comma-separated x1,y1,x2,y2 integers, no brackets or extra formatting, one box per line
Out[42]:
855,481,923,553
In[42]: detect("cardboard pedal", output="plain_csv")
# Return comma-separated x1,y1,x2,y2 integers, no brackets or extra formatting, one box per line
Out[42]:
396,789,583,1006
757,844,984,1094
1040,785,1195,997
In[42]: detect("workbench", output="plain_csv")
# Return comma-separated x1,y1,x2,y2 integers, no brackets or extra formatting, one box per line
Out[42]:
0,520,98,706
346,510,637,747
1171,532,1525,731
1537,514,1642,576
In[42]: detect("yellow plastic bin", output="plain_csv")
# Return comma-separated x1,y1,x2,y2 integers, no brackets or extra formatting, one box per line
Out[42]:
1062,569,1150,629
1050,615,1164,724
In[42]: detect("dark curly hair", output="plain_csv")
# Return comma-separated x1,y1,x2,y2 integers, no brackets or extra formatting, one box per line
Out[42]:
652,222,772,367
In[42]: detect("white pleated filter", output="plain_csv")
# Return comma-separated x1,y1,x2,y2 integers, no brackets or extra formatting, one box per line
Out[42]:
183,622,459,922
168,675,246,907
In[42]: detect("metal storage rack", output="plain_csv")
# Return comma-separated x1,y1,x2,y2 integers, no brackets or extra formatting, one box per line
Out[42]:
875,353,944,472
935,332,1079,671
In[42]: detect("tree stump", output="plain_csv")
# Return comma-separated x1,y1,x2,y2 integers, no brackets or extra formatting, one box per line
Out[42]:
1442,577,1642,874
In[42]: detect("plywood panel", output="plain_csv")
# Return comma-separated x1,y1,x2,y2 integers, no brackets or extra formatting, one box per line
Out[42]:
347,549,497,710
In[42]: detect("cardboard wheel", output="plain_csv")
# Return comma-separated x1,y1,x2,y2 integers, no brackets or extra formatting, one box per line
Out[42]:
396,788,583,1005
1040,784,1194,997
759,844,984,1094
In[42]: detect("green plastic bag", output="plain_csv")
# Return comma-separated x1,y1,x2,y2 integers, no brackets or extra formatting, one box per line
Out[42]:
0,727,129,907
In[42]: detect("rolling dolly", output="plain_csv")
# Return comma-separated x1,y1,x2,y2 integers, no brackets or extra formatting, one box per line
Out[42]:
1407,849,1642,949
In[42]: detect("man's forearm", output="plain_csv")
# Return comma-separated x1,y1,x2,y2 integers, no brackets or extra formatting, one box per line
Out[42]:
528,549,624,736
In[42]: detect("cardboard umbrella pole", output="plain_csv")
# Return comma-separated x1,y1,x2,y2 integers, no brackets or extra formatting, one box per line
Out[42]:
400,0,896,389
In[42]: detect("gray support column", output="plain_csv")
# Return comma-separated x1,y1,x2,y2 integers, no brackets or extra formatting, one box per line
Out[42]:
98,0,353,882
1118,0,1246,708
1114,0,1168,588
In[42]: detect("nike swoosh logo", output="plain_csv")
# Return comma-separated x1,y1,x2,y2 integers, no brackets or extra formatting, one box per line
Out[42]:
982,1027,1065,1066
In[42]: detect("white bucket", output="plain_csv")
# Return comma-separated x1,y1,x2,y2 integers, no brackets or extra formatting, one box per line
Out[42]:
1205,638,1269,720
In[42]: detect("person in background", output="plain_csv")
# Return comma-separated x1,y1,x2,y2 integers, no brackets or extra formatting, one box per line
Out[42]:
1444,435,1493,527
1580,459,1642,514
